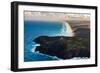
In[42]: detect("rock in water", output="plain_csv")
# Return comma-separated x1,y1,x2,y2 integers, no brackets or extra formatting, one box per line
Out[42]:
33,36,90,59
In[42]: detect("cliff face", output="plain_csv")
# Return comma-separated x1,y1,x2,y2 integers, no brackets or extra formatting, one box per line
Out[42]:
34,36,90,59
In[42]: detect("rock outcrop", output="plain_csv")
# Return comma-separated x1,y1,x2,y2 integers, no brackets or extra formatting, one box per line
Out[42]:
33,36,90,59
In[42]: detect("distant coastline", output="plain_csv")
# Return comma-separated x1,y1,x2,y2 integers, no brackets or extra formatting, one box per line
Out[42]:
24,11,90,22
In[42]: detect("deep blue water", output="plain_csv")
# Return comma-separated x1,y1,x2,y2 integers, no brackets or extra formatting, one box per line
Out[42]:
24,21,67,62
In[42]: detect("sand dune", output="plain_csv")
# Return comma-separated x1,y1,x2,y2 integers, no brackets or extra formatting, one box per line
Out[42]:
67,20,90,37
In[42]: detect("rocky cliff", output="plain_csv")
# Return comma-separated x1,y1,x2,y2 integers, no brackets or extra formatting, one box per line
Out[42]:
33,36,90,59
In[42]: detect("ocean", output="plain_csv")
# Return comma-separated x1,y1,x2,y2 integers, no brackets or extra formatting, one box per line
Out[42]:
24,20,69,62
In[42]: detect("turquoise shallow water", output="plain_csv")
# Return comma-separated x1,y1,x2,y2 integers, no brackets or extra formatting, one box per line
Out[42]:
24,21,67,62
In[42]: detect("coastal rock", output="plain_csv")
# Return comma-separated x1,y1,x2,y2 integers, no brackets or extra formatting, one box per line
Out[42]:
33,36,90,59
74,28,90,37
